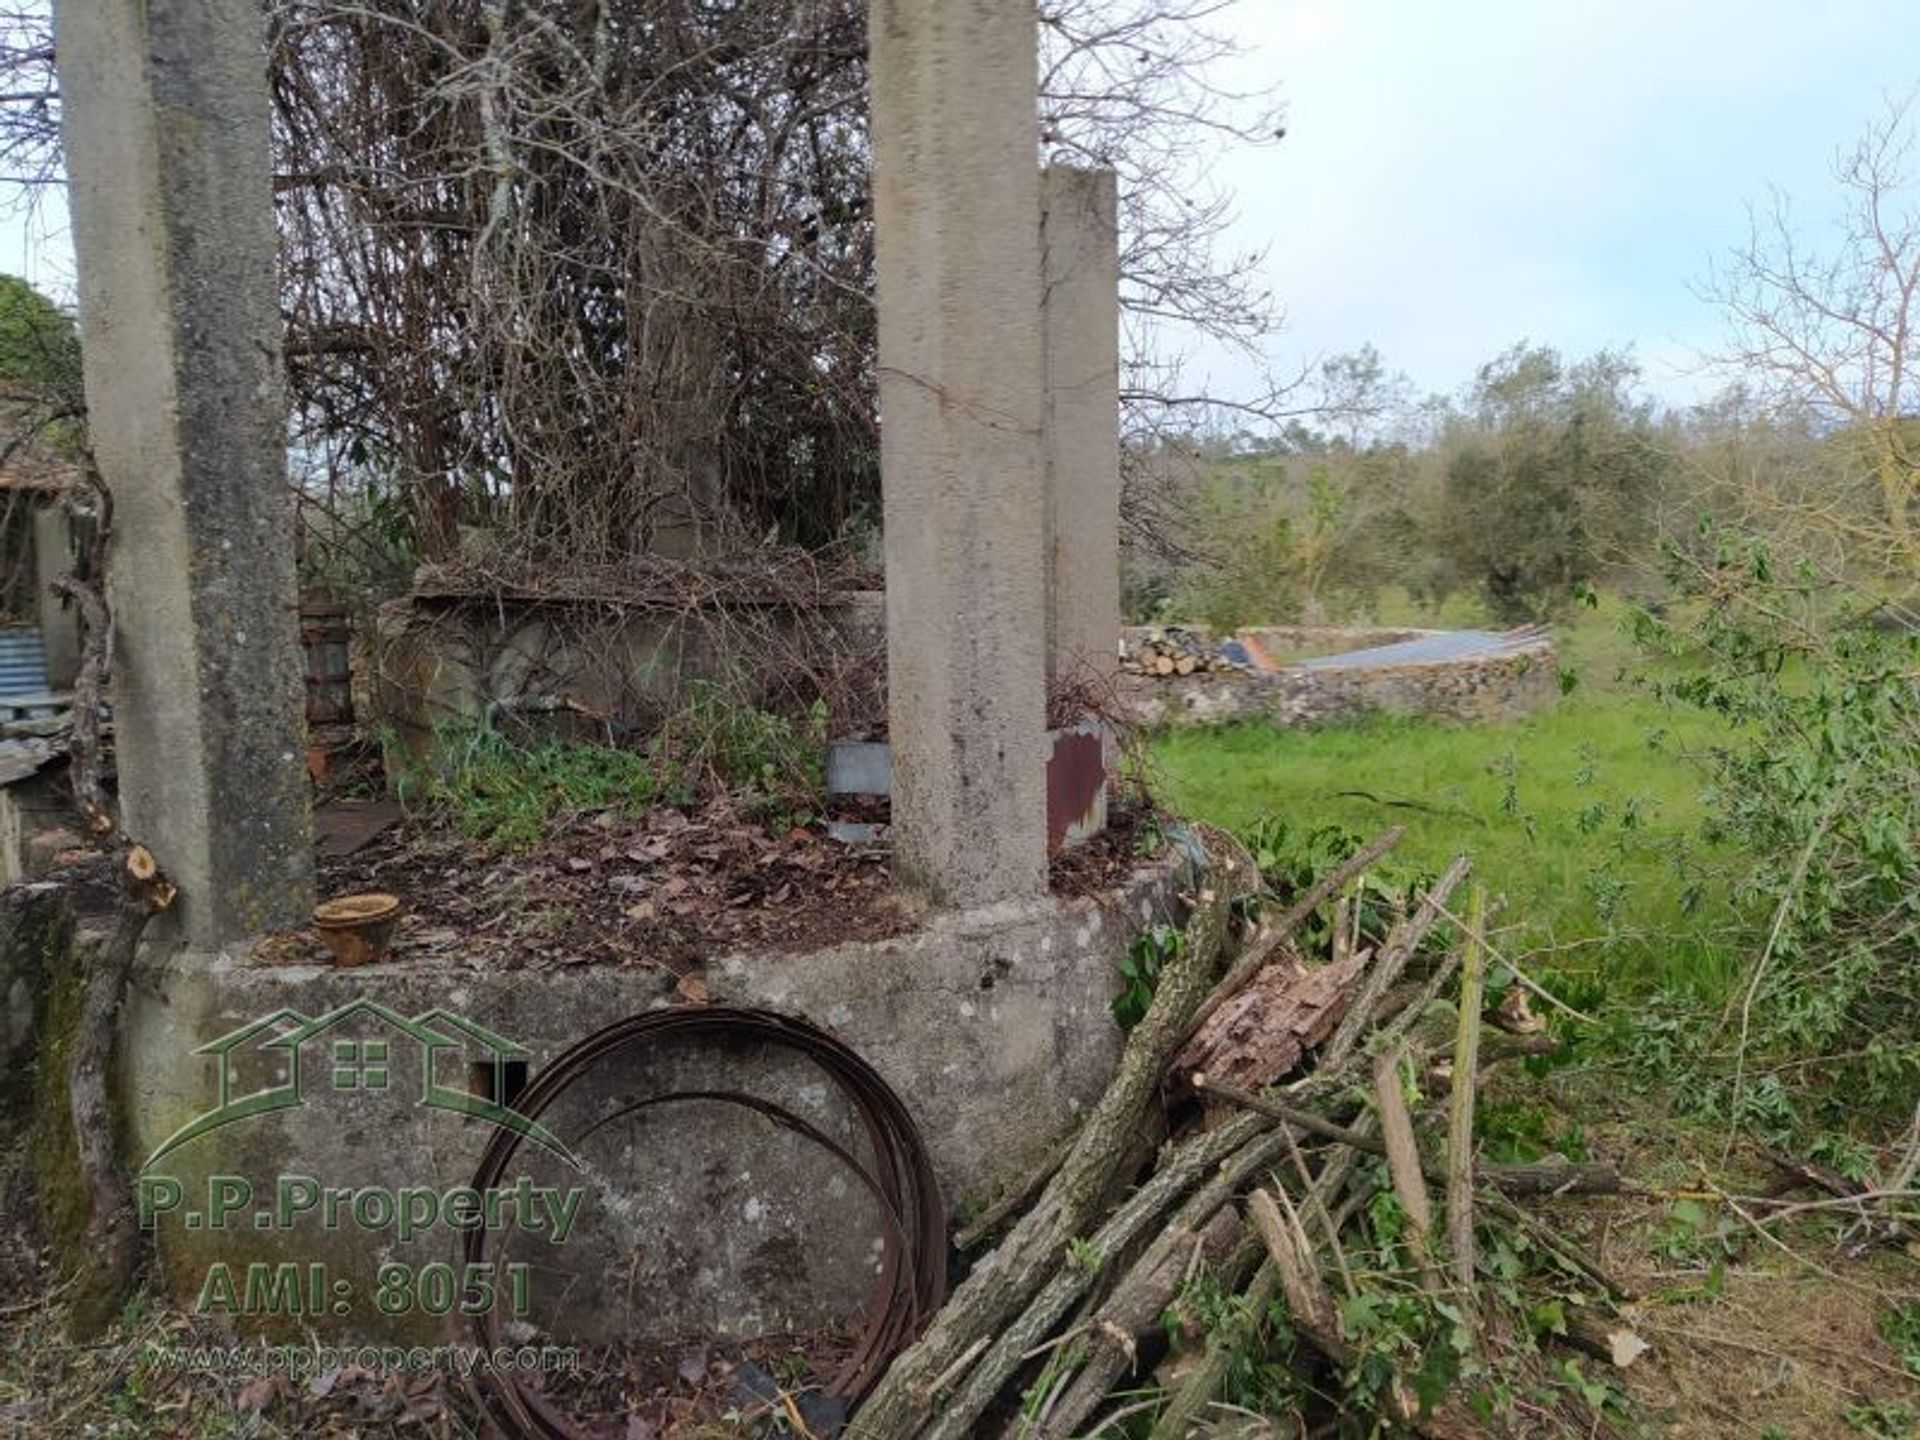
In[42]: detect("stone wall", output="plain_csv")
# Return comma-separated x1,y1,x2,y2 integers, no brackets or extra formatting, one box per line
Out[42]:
1119,627,1558,729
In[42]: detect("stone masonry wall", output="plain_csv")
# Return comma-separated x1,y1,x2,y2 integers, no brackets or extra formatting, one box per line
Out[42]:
1118,627,1558,729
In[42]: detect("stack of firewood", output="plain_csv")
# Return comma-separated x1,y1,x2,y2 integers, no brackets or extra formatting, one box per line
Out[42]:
1121,627,1243,677
853,826,1639,1440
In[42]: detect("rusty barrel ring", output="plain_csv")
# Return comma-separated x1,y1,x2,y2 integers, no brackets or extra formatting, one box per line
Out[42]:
463,1005,946,1438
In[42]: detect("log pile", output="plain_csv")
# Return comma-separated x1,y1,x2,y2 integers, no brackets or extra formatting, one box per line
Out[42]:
1120,626,1244,677
853,829,1640,1439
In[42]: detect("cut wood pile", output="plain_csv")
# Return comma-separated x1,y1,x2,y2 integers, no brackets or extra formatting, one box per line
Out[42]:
853,826,1643,1439
1120,626,1245,677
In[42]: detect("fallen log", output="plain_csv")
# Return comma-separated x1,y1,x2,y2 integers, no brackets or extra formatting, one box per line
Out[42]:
1181,825,1405,1044
1029,1207,1244,1440
856,839,1629,1440
1191,1073,1625,1197
853,838,1259,1440
1144,1260,1281,1440
1321,854,1472,1068
1173,942,1369,1093
1445,886,1487,1304
1375,1046,1442,1292
1246,1189,1493,1440
928,1123,1285,1440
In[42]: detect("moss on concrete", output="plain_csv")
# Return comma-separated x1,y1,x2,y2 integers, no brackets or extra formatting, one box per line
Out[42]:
28,925,143,1335
27,932,90,1266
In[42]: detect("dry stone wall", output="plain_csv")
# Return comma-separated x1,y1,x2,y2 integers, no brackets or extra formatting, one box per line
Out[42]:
1118,625,1557,729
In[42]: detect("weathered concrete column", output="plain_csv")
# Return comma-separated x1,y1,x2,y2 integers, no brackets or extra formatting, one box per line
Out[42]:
872,0,1050,906
56,0,313,946
1042,165,1122,688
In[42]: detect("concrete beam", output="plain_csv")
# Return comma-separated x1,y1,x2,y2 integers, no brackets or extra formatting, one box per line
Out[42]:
56,0,313,945
1042,165,1122,689
871,0,1049,906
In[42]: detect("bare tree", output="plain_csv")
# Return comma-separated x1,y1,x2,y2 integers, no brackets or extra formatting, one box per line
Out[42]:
0,0,1288,569
1701,92,1920,571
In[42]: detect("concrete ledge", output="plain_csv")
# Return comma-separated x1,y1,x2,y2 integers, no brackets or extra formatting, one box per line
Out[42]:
121,856,1183,1342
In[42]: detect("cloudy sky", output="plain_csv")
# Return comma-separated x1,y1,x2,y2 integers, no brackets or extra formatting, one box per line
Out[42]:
1189,0,1920,407
5,1,1917,414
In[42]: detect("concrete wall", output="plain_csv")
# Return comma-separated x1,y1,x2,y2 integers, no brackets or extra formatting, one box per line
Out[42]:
1042,166,1121,690
871,0,1051,909
120,858,1183,1343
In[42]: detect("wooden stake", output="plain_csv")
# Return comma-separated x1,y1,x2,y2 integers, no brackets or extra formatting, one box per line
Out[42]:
1445,885,1488,1305
1373,1046,1441,1291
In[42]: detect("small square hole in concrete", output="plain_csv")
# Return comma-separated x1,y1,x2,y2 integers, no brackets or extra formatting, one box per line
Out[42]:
470,1059,531,1108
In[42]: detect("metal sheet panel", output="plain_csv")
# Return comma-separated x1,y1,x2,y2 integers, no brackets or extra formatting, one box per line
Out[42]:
0,625,49,700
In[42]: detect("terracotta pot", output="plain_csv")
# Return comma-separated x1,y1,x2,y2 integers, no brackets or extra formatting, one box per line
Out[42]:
312,891,402,967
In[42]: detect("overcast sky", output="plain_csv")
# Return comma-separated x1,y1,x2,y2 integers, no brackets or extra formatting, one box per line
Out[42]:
5,1,1918,415
1191,0,1920,408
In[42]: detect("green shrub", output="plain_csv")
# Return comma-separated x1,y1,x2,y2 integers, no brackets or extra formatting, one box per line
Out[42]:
394,724,670,848
1633,521,1920,1139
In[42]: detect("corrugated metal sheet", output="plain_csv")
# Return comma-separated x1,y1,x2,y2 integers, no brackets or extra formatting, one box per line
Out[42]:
1298,625,1550,672
0,625,50,700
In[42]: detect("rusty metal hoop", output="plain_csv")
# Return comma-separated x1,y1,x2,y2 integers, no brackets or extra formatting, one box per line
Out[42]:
463,1005,946,1438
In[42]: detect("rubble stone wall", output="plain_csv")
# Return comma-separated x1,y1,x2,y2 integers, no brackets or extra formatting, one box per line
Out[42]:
1119,628,1558,730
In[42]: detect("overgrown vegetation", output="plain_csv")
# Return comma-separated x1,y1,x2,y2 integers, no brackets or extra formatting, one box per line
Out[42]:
1621,527,1920,1154
390,690,829,848
390,724,676,848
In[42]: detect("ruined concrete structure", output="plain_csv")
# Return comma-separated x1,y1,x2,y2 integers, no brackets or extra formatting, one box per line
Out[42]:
1043,166,1124,693
50,0,1138,1345
123,862,1184,1339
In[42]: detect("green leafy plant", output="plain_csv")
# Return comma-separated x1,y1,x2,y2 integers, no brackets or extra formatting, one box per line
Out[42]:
1879,1299,1920,1379
1113,924,1183,1029
394,722,667,847
661,683,827,824
1631,522,1920,1142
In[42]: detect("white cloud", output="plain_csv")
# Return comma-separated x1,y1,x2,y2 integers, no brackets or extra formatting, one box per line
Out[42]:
1179,0,1920,408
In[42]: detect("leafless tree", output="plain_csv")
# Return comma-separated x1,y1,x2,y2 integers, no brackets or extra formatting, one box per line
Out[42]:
0,0,1289,570
1700,92,1920,572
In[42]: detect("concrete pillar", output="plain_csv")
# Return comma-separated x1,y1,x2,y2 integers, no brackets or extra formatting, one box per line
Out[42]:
31,502,80,690
56,0,313,946
872,0,1049,907
1042,165,1122,688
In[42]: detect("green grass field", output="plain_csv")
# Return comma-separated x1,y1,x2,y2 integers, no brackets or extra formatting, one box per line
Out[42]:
1149,596,1745,997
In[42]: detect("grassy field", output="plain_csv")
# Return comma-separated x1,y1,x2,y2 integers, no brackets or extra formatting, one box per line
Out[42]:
1149,595,1745,997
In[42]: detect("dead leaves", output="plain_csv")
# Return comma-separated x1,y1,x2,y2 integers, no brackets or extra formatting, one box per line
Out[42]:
313,798,915,972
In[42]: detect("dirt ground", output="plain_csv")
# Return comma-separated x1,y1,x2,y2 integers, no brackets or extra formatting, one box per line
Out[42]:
249,794,1154,976
1511,1074,1920,1440
7,1098,1919,1437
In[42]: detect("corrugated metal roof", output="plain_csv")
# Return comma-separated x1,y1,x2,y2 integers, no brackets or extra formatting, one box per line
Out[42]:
1297,626,1551,671
0,624,50,699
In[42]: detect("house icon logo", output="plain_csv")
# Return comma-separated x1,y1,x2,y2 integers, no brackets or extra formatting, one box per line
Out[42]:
143,997,579,1170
